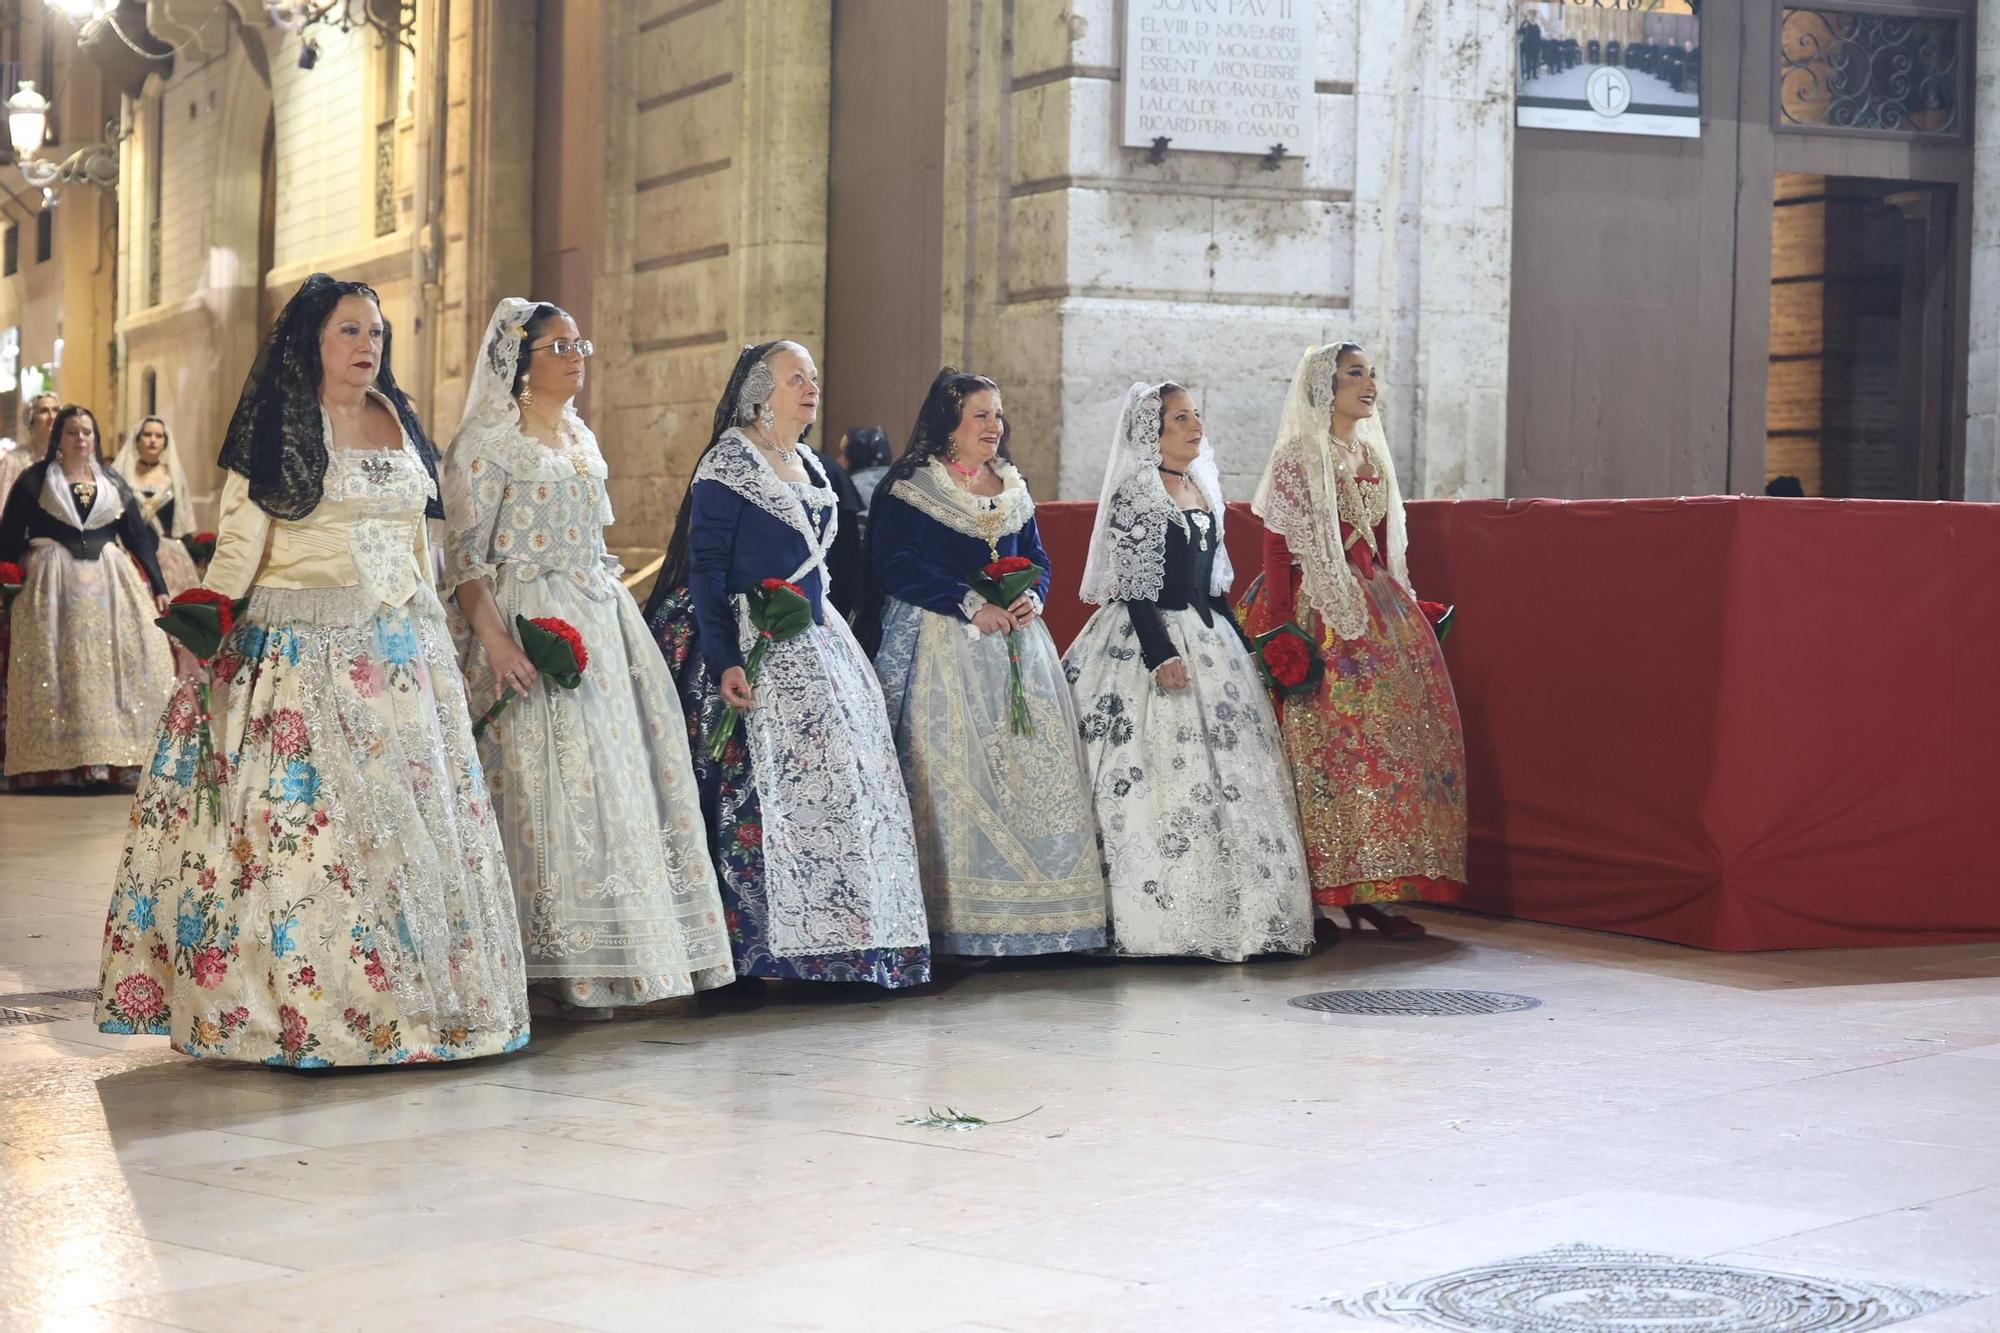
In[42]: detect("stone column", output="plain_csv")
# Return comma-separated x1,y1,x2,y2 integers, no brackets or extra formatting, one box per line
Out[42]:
433,0,538,435
1965,1,2000,501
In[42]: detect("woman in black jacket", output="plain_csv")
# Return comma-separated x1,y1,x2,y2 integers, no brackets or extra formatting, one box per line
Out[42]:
0,404,173,788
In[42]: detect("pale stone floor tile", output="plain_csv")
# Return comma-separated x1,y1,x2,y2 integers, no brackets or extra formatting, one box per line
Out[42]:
532,1183,1041,1277
1729,1183,2000,1288
101,1239,703,1332
537,1246,1137,1333
8,796,2000,1330
0,1229,296,1327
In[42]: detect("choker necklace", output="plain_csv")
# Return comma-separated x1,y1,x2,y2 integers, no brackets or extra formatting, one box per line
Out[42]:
1157,465,1188,479
947,458,983,480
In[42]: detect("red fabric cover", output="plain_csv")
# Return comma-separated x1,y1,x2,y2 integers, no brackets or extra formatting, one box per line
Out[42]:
1035,496,2000,951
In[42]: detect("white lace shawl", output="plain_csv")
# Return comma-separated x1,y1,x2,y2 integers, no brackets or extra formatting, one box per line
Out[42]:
1250,345,1409,642
693,429,837,587
1080,382,1233,605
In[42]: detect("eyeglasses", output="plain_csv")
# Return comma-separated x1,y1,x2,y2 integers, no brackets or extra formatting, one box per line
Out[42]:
529,338,595,359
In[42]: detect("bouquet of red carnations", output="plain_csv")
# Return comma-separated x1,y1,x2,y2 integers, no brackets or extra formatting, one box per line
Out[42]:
0,560,22,606
1416,599,1455,643
182,531,218,564
1253,621,1325,700
707,578,814,761
968,555,1042,737
153,589,250,824
472,615,589,739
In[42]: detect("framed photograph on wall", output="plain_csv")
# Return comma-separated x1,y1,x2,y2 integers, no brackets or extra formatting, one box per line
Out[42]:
1515,0,1702,139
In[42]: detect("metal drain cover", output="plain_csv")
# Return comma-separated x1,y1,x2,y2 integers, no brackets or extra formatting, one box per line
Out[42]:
1289,988,1541,1016
1318,1243,1970,1330
0,1007,63,1028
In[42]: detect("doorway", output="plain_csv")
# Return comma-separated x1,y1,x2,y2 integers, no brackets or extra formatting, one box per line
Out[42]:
1766,173,1956,499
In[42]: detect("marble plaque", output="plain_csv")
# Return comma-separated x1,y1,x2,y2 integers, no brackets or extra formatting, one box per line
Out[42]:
1121,0,1316,157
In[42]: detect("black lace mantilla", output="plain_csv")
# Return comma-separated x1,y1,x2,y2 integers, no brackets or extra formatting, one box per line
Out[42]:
216,273,443,522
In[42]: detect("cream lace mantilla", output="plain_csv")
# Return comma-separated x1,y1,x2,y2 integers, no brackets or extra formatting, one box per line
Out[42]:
886,460,1035,559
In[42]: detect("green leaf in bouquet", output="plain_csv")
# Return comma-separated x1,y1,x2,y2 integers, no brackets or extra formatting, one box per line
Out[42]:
154,596,249,662
750,581,816,638
515,615,585,689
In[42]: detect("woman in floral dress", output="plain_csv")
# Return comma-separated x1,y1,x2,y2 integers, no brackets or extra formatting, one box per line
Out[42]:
444,298,733,1018
1238,343,1466,937
94,274,529,1065
1065,382,1312,960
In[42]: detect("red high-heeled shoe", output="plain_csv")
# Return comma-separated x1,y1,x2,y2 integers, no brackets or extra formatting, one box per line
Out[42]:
1344,905,1427,939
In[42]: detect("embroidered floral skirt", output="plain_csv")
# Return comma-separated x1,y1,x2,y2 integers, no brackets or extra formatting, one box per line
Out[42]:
1240,568,1467,908
877,599,1106,956
95,585,531,1066
652,587,930,989
4,542,174,786
1064,604,1312,960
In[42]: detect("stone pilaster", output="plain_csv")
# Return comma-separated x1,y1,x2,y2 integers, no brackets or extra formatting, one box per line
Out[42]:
590,0,832,556
942,0,1512,502
1964,1,2000,501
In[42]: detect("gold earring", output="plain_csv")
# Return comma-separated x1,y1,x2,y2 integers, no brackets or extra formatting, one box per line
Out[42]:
519,385,534,408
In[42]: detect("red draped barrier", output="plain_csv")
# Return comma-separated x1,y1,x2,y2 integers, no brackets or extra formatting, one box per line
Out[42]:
1035,496,2000,951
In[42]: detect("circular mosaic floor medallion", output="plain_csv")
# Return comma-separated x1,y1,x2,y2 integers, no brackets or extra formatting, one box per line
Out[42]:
1322,1244,1967,1332
1288,988,1542,1017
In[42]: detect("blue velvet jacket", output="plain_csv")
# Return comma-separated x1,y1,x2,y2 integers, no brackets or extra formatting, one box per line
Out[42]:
687,438,836,675
869,461,1052,618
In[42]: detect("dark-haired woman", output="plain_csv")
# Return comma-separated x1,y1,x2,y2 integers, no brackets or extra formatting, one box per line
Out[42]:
864,370,1105,957
1239,343,1466,938
94,274,529,1065
0,405,175,789
1064,383,1311,960
444,298,732,1018
646,341,928,991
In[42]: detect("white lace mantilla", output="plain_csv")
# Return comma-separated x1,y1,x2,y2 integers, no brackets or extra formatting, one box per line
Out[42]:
1080,382,1233,606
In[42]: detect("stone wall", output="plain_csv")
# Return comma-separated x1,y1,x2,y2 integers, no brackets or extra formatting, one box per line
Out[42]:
942,0,1513,502
585,0,833,559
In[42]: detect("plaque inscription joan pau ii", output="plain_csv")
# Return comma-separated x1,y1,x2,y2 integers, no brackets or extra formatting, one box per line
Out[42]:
1121,0,1317,157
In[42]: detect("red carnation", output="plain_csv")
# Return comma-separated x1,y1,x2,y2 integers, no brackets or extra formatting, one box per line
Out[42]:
984,555,1035,578
1263,634,1310,687
525,616,588,673
170,588,237,639
0,561,22,586
758,577,806,599
193,532,217,544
